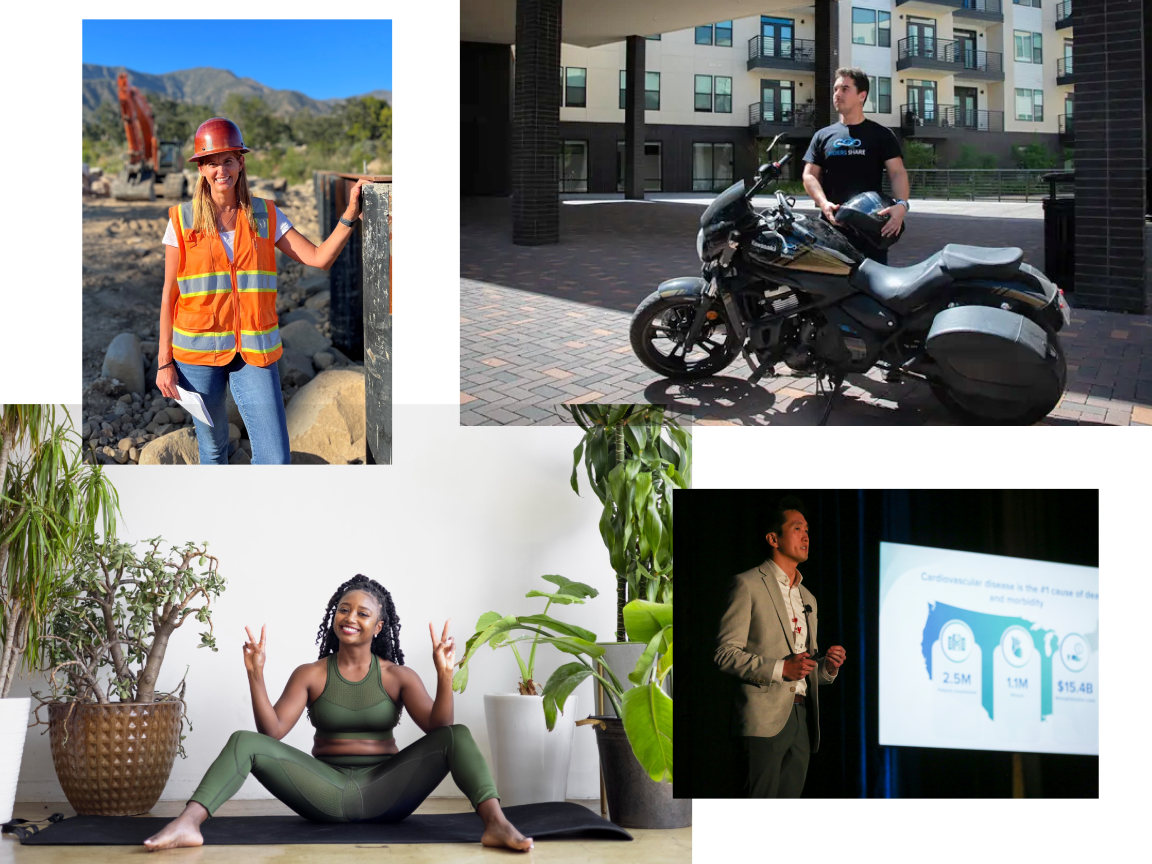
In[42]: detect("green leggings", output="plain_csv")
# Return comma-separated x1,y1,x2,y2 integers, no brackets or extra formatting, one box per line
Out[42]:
189,725,499,822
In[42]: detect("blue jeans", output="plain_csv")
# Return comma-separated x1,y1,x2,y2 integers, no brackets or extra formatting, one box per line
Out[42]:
175,355,291,465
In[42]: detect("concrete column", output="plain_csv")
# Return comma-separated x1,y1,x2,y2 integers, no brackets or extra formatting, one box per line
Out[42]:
623,35,646,200
362,182,391,465
815,0,841,127
512,0,561,245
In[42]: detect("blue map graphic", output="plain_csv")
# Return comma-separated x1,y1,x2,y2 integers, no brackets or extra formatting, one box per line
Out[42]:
921,602,1058,721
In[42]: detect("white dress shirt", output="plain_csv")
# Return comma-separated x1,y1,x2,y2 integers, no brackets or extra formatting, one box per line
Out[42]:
765,559,836,695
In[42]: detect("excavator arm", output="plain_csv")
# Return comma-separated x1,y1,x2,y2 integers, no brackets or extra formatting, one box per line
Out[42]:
113,72,185,200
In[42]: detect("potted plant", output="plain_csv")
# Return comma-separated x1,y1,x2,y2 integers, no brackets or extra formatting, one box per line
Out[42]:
566,405,687,713
0,405,119,824
35,536,225,816
453,574,600,806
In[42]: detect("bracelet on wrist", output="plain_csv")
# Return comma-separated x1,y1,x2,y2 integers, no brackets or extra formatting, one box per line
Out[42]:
339,214,357,228
158,360,175,371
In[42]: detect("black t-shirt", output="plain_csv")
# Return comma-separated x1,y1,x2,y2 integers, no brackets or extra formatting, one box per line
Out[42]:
803,119,903,205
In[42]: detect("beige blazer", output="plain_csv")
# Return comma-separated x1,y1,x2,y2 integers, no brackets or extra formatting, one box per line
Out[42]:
714,560,837,748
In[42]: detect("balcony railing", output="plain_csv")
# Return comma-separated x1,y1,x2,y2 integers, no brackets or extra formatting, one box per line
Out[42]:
1058,114,1074,139
1056,57,1074,84
1055,1,1073,29
956,0,1004,21
896,37,1004,79
747,36,816,72
880,169,1055,202
900,104,1006,134
749,102,818,129
895,0,964,8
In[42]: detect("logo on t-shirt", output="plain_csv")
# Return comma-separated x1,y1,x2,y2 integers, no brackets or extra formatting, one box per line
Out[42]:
833,137,862,148
829,136,866,157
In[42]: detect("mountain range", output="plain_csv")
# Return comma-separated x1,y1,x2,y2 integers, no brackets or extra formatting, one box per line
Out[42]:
82,64,391,119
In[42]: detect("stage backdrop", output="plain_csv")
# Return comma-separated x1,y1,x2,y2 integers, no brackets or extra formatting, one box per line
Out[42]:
678,489,1099,799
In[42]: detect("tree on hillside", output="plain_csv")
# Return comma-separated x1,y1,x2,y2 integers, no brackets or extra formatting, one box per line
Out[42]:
340,96,392,146
222,94,291,149
84,101,126,145
150,96,216,146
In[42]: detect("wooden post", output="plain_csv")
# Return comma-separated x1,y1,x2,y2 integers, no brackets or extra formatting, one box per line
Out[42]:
362,182,392,465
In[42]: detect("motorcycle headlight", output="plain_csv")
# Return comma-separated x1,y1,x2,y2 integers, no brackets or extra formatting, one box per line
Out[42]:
696,228,705,262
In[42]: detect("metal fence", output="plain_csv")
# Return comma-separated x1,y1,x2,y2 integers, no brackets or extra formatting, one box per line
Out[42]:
747,36,816,65
880,169,1056,201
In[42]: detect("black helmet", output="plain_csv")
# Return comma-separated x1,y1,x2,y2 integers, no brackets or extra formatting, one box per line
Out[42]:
835,191,904,251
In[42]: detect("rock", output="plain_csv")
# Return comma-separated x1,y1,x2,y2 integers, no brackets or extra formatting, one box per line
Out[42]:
102,334,146,396
140,341,159,357
297,274,329,295
153,408,170,425
272,177,288,192
113,402,129,417
281,308,320,327
117,437,133,452
114,450,128,464
81,423,92,439
151,397,166,411
280,320,331,357
304,290,331,312
277,348,315,387
228,423,240,444
117,393,133,404
143,410,155,424
225,385,245,432
167,406,186,425
285,368,366,465
313,351,335,370
129,447,140,463
327,345,353,366
138,428,200,465
229,447,252,465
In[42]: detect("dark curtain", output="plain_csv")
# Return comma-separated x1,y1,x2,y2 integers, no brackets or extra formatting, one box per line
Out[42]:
676,489,1098,799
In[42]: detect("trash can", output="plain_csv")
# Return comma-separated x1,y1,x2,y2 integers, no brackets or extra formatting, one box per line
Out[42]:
1041,171,1074,294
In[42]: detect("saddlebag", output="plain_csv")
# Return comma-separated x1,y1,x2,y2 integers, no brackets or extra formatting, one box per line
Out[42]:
925,306,1060,403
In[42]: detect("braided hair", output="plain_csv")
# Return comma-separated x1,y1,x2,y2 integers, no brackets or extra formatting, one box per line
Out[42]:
316,574,405,665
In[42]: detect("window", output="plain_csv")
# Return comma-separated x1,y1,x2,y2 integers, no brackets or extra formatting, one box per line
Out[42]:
616,141,663,192
879,11,891,48
645,34,661,41
564,67,586,107
715,21,733,47
1013,0,1042,7
559,141,588,192
1033,32,1043,64
692,142,735,192
618,71,661,110
1013,31,1042,63
715,76,732,113
864,76,892,114
695,75,713,112
1015,87,1043,121
695,25,713,45
852,8,877,46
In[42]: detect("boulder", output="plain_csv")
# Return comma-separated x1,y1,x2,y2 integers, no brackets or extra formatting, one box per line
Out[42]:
102,334,146,396
297,274,329,295
285,368,366,465
277,349,315,387
138,428,200,465
280,319,331,357
281,308,321,327
313,351,335,370
304,290,331,312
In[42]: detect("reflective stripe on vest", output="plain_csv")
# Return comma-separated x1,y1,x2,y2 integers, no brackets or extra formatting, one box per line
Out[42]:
172,326,237,354
177,271,233,298
241,324,282,355
236,271,277,292
251,197,270,240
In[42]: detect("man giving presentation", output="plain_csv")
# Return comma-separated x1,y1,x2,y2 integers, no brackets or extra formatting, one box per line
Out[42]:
714,497,847,797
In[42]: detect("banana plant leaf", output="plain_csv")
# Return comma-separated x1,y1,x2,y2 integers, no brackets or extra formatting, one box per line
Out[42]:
621,682,673,783
541,662,593,731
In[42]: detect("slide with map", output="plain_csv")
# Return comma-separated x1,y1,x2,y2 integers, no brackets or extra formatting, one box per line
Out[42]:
879,542,1098,756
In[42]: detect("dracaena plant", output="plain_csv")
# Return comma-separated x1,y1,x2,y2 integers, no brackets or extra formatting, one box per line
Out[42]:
566,405,689,641
452,574,601,696
35,537,226,755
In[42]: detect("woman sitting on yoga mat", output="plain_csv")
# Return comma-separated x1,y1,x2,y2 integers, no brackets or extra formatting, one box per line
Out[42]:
144,575,532,852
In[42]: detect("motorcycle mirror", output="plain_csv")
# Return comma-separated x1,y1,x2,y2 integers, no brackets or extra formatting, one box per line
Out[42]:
757,163,772,178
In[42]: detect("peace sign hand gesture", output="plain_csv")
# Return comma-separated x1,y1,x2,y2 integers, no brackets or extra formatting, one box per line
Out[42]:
243,624,267,676
429,620,455,678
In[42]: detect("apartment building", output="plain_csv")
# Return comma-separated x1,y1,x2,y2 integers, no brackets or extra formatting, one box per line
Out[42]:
557,0,1075,194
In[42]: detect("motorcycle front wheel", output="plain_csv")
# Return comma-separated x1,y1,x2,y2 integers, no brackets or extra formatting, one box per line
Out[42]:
929,328,1067,425
630,291,740,380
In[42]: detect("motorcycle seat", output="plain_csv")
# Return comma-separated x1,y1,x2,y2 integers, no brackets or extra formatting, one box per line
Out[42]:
849,245,1025,314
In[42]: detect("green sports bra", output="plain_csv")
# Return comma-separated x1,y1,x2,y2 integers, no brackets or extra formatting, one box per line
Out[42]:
308,653,401,741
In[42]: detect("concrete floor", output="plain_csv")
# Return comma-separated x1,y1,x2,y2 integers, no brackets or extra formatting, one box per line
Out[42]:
0,798,690,863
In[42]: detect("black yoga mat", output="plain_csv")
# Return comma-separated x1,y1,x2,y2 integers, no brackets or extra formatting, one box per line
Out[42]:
11,801,632,845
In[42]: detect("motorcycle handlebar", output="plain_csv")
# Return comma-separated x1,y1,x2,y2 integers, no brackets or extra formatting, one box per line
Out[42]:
746,155,791,200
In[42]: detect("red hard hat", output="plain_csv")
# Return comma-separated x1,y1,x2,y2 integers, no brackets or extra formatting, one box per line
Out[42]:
189,118,250,162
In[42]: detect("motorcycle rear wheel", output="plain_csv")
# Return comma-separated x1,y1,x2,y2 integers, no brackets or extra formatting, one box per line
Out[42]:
630,291,740,380
929,327,1067,425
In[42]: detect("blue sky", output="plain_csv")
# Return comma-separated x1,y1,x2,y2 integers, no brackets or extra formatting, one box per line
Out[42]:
82,19,392,100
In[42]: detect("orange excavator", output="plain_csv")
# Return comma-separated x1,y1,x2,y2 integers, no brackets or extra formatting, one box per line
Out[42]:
111,72,187,200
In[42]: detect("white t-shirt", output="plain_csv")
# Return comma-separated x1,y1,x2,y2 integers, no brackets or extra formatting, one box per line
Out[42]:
162,204,293,263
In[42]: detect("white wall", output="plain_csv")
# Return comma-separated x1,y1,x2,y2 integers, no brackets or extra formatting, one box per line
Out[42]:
10,404,612,801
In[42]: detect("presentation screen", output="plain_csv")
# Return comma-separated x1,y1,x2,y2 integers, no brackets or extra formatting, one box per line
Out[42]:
879,542,1098,756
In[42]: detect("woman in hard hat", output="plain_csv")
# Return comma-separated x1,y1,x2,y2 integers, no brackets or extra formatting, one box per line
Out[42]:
143,575,533,852
155,117,368,464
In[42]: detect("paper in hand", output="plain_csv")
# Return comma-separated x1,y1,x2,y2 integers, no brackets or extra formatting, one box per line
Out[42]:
175,386,212,428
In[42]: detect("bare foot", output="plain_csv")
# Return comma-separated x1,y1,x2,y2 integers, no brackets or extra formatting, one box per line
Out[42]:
143,804,208,852
480,817,533,852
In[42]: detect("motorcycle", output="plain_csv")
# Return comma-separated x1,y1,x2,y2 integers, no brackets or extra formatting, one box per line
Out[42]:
629,142,1071,425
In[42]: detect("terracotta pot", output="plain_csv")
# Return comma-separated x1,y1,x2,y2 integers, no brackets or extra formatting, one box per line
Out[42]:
48,701,182,815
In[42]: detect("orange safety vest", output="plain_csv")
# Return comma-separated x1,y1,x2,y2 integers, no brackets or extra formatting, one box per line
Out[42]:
168,197,282,367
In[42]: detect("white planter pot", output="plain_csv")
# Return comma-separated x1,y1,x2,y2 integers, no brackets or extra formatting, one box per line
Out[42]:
0,697,31,824
483,692,576,806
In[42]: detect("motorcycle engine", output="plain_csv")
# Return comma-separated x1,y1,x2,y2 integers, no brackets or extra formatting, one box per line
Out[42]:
783,317,820,373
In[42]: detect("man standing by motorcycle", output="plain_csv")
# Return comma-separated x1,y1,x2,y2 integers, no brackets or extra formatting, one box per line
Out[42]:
802,67,911,264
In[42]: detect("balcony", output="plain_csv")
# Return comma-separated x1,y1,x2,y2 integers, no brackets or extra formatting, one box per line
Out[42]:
747,36,816,73
1058,114,1074,144
955,0,1003,23
897,37,1004,81
1057,57,1074,86
1055,1,1073,30
895,0,966,9
900,104,1005,138
749,103,818,138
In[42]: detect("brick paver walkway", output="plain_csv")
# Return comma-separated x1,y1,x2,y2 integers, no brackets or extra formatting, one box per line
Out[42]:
461,198,1151,426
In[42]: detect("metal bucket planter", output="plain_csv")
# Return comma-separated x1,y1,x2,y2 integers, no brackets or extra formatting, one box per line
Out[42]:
48,701,182,815
596,642,672,718
0,698,31,823
590,715,690,829
483,693,577,806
